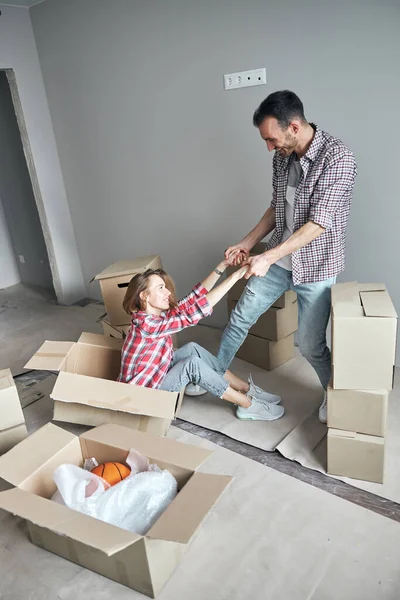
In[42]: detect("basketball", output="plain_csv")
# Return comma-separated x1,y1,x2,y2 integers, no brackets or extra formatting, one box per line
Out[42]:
91,462,131,486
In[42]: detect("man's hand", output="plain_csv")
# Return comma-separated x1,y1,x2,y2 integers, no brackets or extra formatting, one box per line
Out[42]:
225,244,250,266
243,252,274,279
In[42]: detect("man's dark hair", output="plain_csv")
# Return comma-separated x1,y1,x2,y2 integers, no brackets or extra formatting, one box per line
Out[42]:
253,90,306,129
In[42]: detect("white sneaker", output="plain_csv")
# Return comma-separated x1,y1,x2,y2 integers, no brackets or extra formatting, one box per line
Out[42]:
248,374,281,405
319,392,327,424
185,383,208,397
236,395,285,421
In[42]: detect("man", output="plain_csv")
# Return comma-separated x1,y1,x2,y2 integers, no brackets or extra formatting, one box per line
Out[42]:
217,90,357,423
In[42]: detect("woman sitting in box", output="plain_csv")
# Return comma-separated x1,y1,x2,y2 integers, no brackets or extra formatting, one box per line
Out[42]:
118,258,284,421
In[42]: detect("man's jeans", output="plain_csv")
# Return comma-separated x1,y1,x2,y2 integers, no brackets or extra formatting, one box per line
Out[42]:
217,264,335,390
159,342,229,398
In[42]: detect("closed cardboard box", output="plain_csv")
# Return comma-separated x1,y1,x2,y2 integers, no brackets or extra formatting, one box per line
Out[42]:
331,282,397,390
327,428,385,484
228,299,298,341
0,369,27,454
0,423,232,598
236,333,294,371
94,256,162,326
327,383,388,437
25,333,183,436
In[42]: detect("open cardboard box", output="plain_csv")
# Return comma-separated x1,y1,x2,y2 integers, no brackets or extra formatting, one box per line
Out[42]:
0,423,232,597
93,256,162,326
0,368,28,454
25,333,183,436
331,282,398,390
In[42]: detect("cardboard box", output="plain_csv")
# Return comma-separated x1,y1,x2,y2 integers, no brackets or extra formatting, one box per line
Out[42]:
327,428,385,483
101,319,130,340
228,299,298,341
0,424,28,455
236,333,294,371
94,256,162,326
25,333,183,436
0,368,27,454
331,282,397,390
0,423,232,597
327,383,388,437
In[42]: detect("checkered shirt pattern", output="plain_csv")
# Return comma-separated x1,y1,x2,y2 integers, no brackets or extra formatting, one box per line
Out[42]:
118,283,212,388
267,125,357,284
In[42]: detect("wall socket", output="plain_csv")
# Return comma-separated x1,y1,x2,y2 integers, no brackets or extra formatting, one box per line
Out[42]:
223,67,266,91
19,255,25,264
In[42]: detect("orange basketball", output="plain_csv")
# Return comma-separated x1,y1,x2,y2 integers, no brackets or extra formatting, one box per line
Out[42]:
91,462,131,486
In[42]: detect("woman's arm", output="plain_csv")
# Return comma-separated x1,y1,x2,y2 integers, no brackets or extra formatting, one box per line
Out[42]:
200,259,229,292
205,266,247,307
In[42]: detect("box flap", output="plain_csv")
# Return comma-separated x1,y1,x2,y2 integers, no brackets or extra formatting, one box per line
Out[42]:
80,424,213,471
360,290,397,318
77,332,123,350
0,488,140,555
328,428,357,439
51,373,177,420
0,423,76,486
0,368,14,391
94,256,160,281
358,283,387,292
331,283,364,318
147,472,233,543
24,341,76,371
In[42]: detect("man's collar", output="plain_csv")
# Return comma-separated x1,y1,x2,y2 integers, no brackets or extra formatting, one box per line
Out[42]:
303,123,322,163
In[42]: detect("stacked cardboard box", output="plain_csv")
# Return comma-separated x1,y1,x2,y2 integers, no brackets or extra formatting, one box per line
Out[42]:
226,243,298,370
0,368,28,454
93,255,163,338
0,422,232,597
327,283,397,484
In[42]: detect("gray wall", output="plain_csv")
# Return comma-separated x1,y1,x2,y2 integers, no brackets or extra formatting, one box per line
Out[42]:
0,72,54,290
0,198,20,289
30,0,400,343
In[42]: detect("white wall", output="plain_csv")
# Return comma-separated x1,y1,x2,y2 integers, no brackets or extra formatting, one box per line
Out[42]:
29,0,400,344
0,5,85,304
0,199,20,289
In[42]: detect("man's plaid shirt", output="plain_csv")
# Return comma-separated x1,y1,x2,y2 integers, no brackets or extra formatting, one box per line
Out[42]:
266,125,357,284
118,284,212,388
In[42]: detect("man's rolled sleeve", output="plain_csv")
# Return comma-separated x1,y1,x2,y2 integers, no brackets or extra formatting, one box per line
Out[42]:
309,152,357,230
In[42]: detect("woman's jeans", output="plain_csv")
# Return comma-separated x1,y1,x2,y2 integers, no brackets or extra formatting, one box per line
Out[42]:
159,342,229,398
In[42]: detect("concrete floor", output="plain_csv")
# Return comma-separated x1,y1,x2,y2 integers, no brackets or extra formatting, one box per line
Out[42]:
1,283,400,598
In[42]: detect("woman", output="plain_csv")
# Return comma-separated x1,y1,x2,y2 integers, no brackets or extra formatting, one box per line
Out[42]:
118,258,284,421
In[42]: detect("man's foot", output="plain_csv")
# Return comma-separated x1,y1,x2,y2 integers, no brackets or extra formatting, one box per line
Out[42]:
236,395,285,421
248,374,281,405
185,383,208,397
319,392,327,424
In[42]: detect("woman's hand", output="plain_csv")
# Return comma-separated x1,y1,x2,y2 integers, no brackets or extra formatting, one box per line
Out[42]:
225,245,250,266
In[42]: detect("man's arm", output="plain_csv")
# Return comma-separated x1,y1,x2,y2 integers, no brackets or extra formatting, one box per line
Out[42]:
244,151,357,279
244,221,324,278
225,206,276,266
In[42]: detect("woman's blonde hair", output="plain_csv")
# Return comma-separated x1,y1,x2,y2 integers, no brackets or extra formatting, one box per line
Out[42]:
123,269,178,315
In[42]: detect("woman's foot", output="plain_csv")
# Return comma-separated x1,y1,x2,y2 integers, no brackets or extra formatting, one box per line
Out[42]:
236,395,285,421
248,374,281,405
